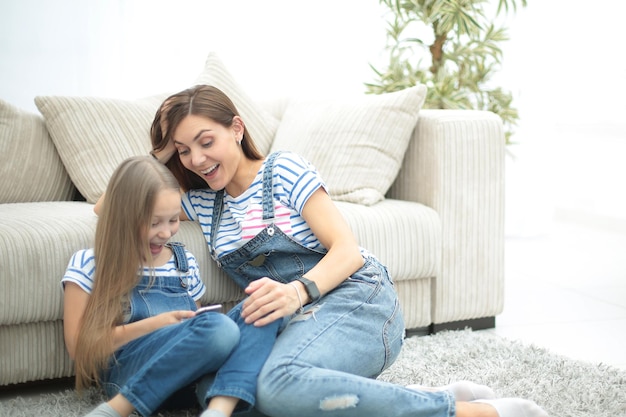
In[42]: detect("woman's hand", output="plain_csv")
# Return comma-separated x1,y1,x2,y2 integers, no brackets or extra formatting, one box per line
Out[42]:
151,140,178,164
241,278,304,326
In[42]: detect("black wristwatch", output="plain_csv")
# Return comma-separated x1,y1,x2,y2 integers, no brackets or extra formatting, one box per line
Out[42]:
296,276,321,302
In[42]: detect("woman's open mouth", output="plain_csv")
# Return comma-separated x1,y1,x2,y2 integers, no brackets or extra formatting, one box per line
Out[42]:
200,164,219,178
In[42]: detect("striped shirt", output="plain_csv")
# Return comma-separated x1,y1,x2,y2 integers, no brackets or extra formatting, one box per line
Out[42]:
181,151,327,258
61,248,206,301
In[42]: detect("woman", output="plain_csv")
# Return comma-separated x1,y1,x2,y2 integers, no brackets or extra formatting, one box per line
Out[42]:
149,85,548,417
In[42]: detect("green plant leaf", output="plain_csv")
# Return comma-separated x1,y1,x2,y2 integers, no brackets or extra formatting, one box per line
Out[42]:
371,0,525,144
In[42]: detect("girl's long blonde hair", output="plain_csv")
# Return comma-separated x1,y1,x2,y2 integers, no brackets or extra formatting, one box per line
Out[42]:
74,156,180,391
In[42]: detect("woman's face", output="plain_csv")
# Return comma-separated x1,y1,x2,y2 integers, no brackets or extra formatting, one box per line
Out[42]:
172,114,243,192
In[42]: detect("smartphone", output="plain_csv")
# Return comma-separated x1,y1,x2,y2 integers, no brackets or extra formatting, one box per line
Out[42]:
196,304,223,314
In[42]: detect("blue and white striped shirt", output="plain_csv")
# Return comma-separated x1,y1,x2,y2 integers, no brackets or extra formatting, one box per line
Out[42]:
181,152,327,258
61,248,206,301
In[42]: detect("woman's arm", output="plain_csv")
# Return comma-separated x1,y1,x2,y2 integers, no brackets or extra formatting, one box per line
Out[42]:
297,187,364,295
93,193,105,215
242,188,363,326
94,191,190,221
63,282,196,358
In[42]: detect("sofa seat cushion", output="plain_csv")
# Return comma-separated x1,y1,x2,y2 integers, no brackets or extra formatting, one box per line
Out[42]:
0,202,98,326
335,199,441,282
0,199,438,327
0,201,245,326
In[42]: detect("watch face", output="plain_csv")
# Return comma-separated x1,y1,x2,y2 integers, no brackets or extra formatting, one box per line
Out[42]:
299,277,320,301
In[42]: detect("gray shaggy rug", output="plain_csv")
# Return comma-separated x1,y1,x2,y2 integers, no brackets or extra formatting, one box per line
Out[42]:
1,330,624,416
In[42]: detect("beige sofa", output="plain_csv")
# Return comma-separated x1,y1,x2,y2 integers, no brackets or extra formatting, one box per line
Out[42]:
0,53,505,387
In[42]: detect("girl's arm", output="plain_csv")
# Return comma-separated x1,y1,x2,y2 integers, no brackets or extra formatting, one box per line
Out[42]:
242,187,364,325
111,310,195,352
63,283,90,359
63,282,196,358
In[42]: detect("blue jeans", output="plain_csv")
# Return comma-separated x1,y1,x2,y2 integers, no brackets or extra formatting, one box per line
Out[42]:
199,302,281,411
246,257,455,417
102,274,279,416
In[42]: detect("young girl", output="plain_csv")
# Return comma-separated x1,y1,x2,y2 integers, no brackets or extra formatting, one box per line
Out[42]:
63,156,279,417
147,84,549,417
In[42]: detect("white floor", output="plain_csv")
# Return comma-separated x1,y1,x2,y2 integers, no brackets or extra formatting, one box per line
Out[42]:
484,216,626,371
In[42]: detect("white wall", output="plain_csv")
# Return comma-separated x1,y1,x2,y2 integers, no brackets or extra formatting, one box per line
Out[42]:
2,0,625,233
496,1,626,235
0,0,389,110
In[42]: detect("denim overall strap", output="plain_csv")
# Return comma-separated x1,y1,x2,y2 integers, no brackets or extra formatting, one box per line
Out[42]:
165,242,188,272
261,151,282,221
210,190,225,266
210,151,283,264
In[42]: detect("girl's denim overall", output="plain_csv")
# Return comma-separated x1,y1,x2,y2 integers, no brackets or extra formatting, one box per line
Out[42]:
101,243,280,416
210,153,454,417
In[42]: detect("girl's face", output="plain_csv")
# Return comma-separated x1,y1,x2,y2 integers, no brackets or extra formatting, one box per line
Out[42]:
148,188,181,264
172,114,244,194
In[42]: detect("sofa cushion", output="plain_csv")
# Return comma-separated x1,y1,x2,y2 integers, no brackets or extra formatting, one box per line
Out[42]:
194,52,280,155
335,199,440,281
270,85,427,205
34,52,280,204
0,99,74,203
34,95,167,204
0,202,98,325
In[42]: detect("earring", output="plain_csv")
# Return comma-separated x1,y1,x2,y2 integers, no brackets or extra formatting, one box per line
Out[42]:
237,137,243,145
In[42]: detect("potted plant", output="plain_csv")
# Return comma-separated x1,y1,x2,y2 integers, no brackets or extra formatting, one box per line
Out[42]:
367,0,527,144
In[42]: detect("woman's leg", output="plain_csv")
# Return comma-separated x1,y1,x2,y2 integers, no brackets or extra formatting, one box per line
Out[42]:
255,258,455,417
253,257,549,417
103,312,240,417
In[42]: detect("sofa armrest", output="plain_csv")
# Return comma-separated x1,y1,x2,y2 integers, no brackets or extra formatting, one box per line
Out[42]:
388,109,505,325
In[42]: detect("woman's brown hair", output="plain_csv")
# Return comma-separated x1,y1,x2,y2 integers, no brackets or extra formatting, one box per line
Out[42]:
150,84,264,191
73,156,180,391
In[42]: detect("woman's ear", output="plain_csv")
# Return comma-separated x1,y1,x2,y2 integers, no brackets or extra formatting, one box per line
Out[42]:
232,116,245,142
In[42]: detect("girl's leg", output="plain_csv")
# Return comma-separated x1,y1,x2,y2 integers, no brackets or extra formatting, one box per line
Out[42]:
196,301,282,414
102,312,240,417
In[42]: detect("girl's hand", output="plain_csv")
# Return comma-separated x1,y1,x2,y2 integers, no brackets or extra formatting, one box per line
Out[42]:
112,309,196,352
242,278,302,326
157,310,196,325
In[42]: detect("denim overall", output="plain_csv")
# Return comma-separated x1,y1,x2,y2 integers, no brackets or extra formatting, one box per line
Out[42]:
210,152,329,290
209,153,453,417
101,243,279,416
